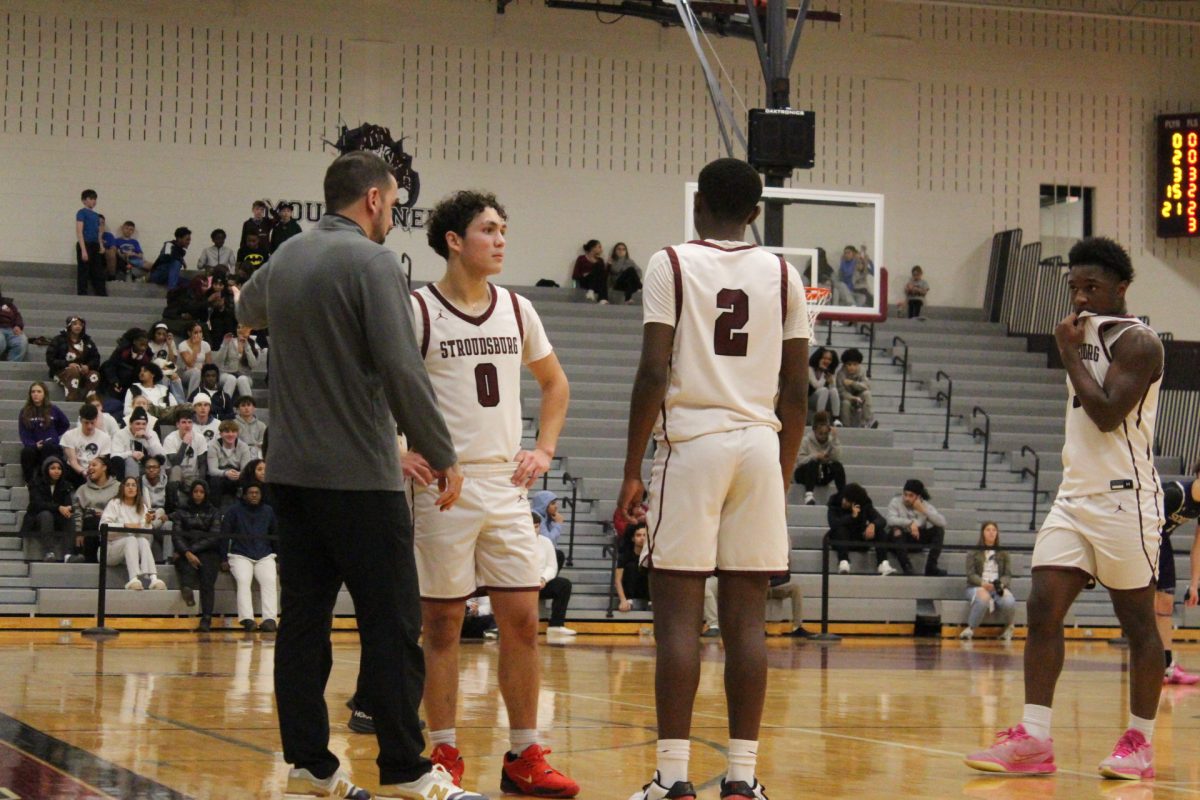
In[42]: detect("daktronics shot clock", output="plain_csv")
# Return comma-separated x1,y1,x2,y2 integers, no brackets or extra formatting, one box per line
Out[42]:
1157,113,1200,238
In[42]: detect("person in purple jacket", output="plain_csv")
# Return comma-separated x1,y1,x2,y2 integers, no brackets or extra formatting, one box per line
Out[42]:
18,381,70,485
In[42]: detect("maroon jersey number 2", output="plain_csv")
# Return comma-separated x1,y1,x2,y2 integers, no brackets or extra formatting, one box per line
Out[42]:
714,288,749,357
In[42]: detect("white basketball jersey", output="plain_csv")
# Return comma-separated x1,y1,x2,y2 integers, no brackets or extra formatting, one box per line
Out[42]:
411,283,552,464
642,240,810,443
1058,312,1162,498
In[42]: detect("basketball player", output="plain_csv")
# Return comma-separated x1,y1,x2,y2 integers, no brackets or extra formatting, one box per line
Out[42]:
966,237,1165,781
618,158,810,800
1159,464,1200,684
405,190,577,798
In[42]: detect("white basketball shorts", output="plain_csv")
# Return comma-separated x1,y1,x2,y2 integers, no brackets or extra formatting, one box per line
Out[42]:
412,463,541,600
643,425,789,573
1032,489,1162,590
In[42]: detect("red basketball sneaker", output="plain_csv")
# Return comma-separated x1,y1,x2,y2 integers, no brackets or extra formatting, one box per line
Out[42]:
500,744,579,797
431,743,465,787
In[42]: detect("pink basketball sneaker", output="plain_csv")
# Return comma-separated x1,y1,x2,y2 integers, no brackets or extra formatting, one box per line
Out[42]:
1164,663,1200,685
1099,729,1155,780
964,725,1056,775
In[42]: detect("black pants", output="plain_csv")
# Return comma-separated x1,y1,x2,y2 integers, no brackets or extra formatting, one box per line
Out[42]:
23,510,74,558
889,525,945,575
613,268,642,301
621,566,650,602
830,523,891,565
578,270,609,302
21,443,64,485
76,242,107,296
794,460,846,493
907,298,923,318
539,577,572,627
80,515,101,562
175,549,222,617
272,485,428,786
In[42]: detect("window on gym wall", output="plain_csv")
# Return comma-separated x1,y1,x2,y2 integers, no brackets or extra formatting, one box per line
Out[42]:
1039,184,1094,261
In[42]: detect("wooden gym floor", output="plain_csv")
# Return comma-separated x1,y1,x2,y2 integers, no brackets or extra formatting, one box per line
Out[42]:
0,632,1197,799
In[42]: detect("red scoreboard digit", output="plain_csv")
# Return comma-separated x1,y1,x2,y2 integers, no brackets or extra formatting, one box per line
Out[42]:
1158,113,1200,238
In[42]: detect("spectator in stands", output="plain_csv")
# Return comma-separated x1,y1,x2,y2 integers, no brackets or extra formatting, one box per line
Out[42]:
829,483,895,576
222,480,278,632
46,317,102,401
837,246,858,300
852,246,875,307
60,405,112,489
123,363,177,421
170,479,223,630
240,200,276,249
215,325,260,400
148,323,186,403
794,411,846,506
163,409,208,489
767,575,811,638
835,348,876,429
885,479,947,577
702,577,721,638
816,247,855,307
18,382,70,485
100,476,167,590
149,227,192,290
75,189,107,296
808,347,841,423
233,396,266,459
176,321,213,398
0,285,27,362
572,239,609,303
613,498,647,541
101,327,152,398
192,364,235,419
112,407,165,479
904,265,929,320
107,220,145,281
21,457,77,563
608,242,642,304
209,420,254,504
141,455,172,559
163,280,210,331
535,513,575,636
237,232,270,273
205,274,239,346
87,392,122,438
615,522,650,612
462,596,498,639
530,490,564,545
240,458,272,508
196,229,236,272
72,456,119,562
270,203,302,252
191,394,221,446
961,521,1016,641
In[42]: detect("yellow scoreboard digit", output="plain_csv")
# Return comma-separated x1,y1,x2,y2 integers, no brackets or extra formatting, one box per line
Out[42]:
1158,113,1200,238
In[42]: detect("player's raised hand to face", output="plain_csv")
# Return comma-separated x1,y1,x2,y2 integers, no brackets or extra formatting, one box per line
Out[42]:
1054,313,1085,351
434,464,464,511
402,451,435,487
618,477,646,524
511,447,552,488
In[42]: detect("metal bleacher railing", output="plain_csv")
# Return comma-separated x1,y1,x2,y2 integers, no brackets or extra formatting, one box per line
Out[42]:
970,406,991,489
891,335,909,413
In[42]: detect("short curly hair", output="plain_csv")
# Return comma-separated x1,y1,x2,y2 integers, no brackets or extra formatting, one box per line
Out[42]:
426,191,507,260
1068,237,1134,283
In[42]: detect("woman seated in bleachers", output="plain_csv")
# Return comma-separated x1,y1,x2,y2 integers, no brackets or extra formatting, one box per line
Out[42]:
18,381,70,485
99,476,166,590
215,324,261,400
176,321,213,398
615,522,650,612
72,456,120,562
808,347,841,424
21,456,77,563
148,322,187,403
45,316,102,402
960,521,1016,641
170,479,223,631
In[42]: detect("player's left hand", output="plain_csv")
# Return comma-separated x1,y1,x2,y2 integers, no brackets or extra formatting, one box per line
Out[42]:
618,477,646,524
1187,584,1199,607
1054,313,1085,351
512,447,552,488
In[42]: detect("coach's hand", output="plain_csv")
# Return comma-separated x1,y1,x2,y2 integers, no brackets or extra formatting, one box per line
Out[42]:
618,477,646,524
403,451,435,486
1054,313,1085,352
512,447,552,488
435,464,464,512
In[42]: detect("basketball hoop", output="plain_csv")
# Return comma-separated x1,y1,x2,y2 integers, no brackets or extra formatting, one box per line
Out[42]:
805,286,831,332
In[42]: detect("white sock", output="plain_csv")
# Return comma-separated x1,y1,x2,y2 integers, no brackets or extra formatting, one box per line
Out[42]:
726,739,758,783
429,728,456,748
656,739,690,787
1129,713,1155,743
509,728,538,756
1021,704,1052,740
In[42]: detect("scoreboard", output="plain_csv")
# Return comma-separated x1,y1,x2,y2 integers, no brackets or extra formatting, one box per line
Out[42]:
1157,113,1200,238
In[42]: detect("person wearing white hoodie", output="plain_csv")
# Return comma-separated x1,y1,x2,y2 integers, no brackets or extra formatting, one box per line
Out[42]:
533,512,575,637
111,407,165,480
100,476,166,590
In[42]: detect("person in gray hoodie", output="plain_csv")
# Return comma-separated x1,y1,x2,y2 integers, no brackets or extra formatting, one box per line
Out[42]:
885,478,947,576
793,411,846,506
529,490,564,545
232,395,267,459
208,419,255,505
72,455,120,562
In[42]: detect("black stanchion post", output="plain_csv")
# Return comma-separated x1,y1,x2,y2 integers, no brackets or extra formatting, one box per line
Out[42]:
972,406,990,489
812,532,841,643
866,323,875,378
1019,446,1040,531
935,370,953,450
604,525,617,619
83,524,119,639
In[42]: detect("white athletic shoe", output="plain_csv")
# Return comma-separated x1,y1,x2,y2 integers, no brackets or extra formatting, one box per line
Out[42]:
284,767,372,799
1000,625,1015,642
878,562,897,577
838,560,851,574
125,578,143,590
148,577,167,590
804,491,816,506
377,763,489,799
547,626,577,636
585,290,596,302
959,627,974,640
